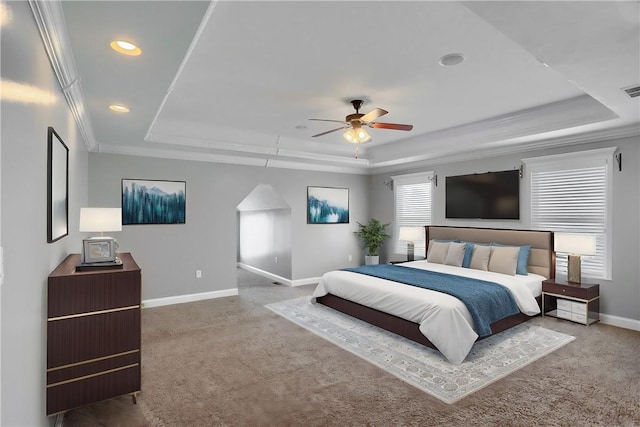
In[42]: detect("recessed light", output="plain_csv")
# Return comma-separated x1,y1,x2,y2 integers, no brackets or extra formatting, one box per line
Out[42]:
109,104,130,113
295,125,307,130
439,53,465,67
110,40,142,56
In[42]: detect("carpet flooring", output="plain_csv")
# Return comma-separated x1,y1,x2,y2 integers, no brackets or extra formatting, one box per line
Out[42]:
266,296,575,404
63,268,640,426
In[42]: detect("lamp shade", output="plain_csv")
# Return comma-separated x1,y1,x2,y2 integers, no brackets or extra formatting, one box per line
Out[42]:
554,233,596,256
79,208,122,232
398,226,423,242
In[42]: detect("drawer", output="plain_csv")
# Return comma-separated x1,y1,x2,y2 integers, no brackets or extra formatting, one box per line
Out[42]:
557,299,572,311
47,309,140,368
557,309,572,320
48,270,141,318
47,364,140,415
571,301,587,315
571,312,587,324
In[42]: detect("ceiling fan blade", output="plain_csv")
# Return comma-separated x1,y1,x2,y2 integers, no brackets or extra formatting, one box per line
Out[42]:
370,122,414,131
311,126,349,137
360,108,388,123
308,118,348,124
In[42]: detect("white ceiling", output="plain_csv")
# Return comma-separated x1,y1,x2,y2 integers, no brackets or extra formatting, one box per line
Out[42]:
49,1,640,174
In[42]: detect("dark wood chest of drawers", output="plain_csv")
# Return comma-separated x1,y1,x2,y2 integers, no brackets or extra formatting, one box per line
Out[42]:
47,253,141,416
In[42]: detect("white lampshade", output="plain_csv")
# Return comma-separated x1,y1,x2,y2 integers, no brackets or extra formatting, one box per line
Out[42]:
398,226,423,242
555,233,596,256
79,208,122,233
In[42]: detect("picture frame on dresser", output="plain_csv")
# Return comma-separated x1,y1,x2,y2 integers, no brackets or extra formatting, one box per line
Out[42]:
47,127,69,243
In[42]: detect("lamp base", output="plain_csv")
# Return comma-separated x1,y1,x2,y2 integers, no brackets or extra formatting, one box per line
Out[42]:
407,242,415,262
567,254,582,283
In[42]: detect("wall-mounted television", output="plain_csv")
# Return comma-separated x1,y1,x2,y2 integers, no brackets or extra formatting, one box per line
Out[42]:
445,170,520,220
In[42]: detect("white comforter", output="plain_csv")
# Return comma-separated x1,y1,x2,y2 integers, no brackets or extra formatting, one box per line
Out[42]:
312,261,544,365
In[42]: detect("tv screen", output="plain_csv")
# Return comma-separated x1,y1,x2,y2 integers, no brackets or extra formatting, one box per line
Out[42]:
446,170,520,220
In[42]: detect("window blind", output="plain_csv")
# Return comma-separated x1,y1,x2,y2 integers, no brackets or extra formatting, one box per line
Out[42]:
391,172,433,257
526,148,614,279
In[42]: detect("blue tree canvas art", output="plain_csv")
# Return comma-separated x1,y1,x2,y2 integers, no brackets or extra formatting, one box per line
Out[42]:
307,186,349,224
122,179,186,225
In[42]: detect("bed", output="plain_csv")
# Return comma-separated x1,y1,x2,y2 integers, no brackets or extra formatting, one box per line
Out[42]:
312,226,555,364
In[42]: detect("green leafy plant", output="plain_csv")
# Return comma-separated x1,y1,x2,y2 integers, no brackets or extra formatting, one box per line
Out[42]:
354,218,391,256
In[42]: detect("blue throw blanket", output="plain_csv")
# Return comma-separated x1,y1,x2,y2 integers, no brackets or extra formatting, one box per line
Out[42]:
342,264,520,337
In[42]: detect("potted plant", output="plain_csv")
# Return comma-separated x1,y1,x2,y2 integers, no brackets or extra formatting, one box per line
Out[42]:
354,218,391,265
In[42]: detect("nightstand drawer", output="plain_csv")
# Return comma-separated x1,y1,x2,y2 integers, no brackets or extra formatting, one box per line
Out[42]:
572,301,587,315
571,313,587,324
557,309,572,320
542,280,599,300
557,299,572,311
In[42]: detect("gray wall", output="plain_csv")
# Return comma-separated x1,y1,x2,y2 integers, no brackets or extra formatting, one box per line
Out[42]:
88,154,369,299
1,2,89,425
239,209,292,279
371,137,640,321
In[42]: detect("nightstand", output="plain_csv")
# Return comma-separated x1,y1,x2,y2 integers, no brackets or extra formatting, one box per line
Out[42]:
542,277,600,326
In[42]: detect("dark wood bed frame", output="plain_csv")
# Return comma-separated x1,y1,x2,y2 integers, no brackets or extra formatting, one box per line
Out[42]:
317,226,555,351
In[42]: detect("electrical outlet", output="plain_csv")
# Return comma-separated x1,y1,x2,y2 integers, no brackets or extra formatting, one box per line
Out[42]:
275,256,278,264
348,254,352,262
195,270,202,279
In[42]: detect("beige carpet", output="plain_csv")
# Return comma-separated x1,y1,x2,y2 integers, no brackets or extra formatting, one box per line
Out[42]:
64,268,640,426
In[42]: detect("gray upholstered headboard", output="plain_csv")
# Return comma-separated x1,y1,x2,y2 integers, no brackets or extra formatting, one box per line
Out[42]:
425,226,555,279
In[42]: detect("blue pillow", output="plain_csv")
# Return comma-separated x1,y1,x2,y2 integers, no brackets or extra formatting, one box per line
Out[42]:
492,243,531,275
461,241,491,268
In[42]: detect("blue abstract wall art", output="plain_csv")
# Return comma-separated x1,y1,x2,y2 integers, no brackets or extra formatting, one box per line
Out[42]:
122,179,186,225
307,186,349,224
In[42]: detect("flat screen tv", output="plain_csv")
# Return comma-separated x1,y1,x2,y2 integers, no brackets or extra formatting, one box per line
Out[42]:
446,170,520,220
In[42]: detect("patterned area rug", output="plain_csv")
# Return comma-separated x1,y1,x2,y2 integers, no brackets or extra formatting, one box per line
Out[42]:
266,296,575,404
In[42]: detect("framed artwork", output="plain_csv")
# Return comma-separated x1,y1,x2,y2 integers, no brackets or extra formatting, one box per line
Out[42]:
122,179,186,225
307,186,349,224
47,127,69,243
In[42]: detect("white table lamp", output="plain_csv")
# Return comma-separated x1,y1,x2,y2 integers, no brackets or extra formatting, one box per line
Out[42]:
398,226,423,262
79,208,122,236
555,233,596,283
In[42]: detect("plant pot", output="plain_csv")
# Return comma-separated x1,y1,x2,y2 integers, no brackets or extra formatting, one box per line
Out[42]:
364,255,379,265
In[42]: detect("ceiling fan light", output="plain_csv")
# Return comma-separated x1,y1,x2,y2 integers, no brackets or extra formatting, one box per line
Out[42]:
357,128,369,141
343,129,356,143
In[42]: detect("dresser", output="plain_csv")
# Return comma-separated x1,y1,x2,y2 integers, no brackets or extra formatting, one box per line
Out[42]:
47,253,141,416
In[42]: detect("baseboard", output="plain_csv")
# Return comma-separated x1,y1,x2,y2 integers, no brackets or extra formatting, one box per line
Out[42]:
600,314,640,331
142,288,238,309
237,263,320,287
291,277,322,287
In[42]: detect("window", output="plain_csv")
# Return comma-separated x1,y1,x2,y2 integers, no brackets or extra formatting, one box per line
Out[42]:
391,171,434,257
523,147,615,280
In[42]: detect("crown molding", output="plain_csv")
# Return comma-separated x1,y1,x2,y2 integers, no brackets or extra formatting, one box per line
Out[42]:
368,123,640,175
147,132,279,156
97,143,367,175
28,0,98,151
368,95,618,165
146,133,369,166
98,143,268,167
147,131,364,160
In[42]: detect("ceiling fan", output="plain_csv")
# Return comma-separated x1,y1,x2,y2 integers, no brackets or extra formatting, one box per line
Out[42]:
309,99,413,144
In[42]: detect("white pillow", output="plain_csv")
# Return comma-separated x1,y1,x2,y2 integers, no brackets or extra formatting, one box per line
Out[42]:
488,246,520,275
427,241,450,264
469,245,491,271
444,242,466,267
